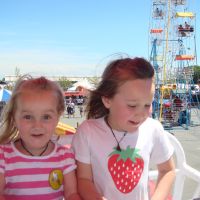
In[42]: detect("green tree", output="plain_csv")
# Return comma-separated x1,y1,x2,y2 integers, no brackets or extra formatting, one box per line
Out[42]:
57,77,74,91
193,65,200,83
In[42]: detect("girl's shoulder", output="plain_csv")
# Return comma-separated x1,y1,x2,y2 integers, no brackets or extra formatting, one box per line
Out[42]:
55,142,71,151
139,117,165,137
55,142,74,155
75,117,107,139
78,117,105,130
0,143,15,165
0,142,12,152
142,117,163,129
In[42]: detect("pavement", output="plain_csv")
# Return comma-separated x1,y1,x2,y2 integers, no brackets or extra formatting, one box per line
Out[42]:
60,106,200,200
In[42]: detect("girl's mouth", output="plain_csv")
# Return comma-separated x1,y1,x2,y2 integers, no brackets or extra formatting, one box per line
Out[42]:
129,120,140,126
31,134,44,137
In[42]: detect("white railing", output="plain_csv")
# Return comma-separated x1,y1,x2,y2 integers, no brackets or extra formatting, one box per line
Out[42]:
149,131,200,200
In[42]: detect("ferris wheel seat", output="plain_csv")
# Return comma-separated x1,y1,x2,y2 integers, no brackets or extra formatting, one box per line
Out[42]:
172,0,186,5
150,29,163,33
175,55,195,61
175,12,195,18
178,27,194,32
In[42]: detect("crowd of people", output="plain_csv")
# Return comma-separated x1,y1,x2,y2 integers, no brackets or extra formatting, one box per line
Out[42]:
65,97,84,118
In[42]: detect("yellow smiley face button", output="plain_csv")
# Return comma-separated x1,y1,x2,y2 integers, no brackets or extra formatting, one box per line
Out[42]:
49,169,64,190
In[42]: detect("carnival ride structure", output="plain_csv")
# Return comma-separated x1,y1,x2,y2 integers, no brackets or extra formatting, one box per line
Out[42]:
149,0,200,129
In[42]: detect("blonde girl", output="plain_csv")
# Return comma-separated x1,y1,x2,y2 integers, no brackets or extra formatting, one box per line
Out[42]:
0,75,81,200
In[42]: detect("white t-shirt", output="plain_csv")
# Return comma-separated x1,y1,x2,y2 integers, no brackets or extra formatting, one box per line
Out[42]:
72,117,174,200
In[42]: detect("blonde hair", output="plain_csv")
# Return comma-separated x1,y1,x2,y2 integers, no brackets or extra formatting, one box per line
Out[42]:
0,75,65,144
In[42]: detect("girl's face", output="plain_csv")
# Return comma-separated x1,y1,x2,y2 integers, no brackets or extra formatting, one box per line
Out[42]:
102,78,155,132
14,89,60,153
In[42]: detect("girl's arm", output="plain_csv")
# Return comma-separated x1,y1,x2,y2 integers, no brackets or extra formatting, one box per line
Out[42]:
0,173,6,200
151,156,175,200
76,161,106,200
63,170,81,200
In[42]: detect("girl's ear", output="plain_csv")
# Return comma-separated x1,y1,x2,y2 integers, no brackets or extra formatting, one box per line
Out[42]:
101,96,111,109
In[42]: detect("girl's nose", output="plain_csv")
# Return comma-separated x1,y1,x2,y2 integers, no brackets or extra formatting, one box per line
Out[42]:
31,120,44,134
33,119,43,128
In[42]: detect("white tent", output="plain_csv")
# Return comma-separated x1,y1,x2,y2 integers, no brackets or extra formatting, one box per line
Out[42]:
73,78,94,90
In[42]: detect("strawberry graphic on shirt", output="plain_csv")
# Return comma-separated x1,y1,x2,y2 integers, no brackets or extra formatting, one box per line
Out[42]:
108,146,144,193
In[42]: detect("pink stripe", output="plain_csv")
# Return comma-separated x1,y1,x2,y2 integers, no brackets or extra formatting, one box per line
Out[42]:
0,165,5,170
57,145,70,150
59,152,75,160
6,180,49,189
0,153,4,159
0,145,13,153
6,164,73,177
6,167,56,176
63,164,73,171
5,191,63,200
6,152,74,164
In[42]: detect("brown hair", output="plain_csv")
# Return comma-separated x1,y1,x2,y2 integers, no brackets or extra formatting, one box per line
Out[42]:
86,57,155,119
0,75,65,144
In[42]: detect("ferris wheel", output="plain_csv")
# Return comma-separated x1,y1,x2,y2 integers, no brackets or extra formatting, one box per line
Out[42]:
149,0,199,129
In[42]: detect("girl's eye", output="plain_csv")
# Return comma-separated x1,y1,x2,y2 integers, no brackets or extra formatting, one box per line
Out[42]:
23,115,32,120
128,105,136,108
43,115,52,120
145,105,151,108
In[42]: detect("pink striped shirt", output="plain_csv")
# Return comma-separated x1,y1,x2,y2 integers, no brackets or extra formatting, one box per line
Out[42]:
0,141,76,200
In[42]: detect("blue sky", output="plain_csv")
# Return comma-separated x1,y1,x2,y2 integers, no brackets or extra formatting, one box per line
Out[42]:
0,0,199,79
